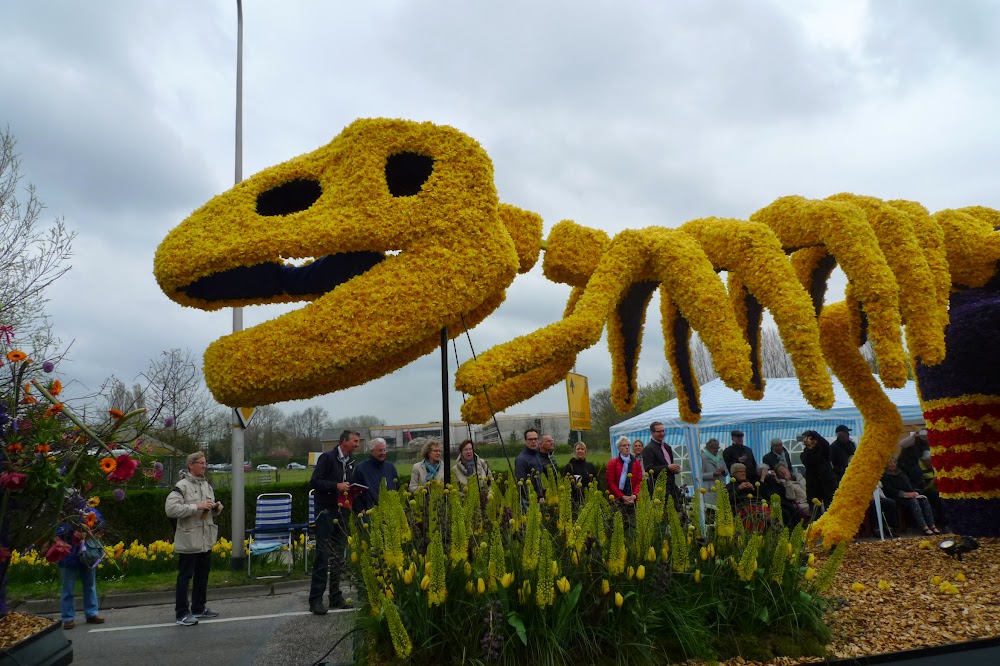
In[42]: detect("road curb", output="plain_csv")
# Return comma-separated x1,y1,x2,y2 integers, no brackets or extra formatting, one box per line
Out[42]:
16,579,312,614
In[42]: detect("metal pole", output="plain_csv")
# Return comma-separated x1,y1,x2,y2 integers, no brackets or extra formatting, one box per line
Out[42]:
441,327,451,484
230,0,246,571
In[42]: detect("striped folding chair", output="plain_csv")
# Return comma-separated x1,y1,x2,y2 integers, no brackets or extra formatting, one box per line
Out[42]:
247,492,294,578
304,489,316,573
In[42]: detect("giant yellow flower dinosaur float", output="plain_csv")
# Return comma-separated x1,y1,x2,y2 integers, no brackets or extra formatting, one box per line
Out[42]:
155,117,1000,543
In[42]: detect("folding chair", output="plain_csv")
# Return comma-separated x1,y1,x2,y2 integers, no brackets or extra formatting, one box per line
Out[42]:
247,492,295,578
304,489,316,573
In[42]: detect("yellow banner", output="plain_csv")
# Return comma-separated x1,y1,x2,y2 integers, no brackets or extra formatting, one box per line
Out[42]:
565,372,591,431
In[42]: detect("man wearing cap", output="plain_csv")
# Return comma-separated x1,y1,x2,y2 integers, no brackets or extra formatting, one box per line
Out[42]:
723,430,760,484
830,425,857,484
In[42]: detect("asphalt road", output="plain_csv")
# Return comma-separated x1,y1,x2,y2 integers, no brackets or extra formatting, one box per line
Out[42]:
39,588,358,666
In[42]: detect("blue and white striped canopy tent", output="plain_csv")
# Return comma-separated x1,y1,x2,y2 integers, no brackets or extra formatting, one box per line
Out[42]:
609,377,924,489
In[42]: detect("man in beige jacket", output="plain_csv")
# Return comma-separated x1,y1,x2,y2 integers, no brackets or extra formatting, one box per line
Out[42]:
166,452,224,626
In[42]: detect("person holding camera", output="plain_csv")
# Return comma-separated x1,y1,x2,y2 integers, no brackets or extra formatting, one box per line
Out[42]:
166,451,224,626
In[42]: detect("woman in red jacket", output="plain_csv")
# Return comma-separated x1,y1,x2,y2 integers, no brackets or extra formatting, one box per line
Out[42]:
607,436,643,507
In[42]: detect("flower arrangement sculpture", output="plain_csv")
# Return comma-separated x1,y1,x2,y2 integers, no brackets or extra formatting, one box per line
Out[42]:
0,344,150,614
156,117,1000,543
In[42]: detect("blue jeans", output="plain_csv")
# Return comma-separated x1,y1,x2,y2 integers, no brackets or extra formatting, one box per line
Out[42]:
61,562,99,622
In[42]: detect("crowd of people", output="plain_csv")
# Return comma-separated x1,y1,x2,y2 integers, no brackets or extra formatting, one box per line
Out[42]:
300,423,946,615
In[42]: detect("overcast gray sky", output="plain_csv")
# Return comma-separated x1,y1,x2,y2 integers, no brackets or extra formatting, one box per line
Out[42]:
3,0,999,426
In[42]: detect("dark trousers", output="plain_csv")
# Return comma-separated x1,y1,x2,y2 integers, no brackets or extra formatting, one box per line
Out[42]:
176,551,211,619
309,509,348,605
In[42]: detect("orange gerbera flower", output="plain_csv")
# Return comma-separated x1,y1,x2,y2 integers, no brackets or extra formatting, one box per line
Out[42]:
22,383,31,394
6,350,27,362
108,409,124,420
84,511,97,528
99,457,117,473
21,395,37,404
6,443,22,454
35,443,51,454
50,380,62,396
44,403,63,417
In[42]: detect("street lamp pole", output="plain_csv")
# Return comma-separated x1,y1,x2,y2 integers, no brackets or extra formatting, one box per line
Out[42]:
229,0,247,572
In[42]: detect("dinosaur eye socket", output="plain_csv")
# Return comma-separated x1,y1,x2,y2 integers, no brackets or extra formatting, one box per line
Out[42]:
385,152,434,197
256,179,322,216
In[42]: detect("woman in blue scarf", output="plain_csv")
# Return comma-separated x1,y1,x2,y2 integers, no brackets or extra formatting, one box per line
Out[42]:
408,439,445,491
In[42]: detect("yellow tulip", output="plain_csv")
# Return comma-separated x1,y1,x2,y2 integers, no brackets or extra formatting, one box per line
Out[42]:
552,560,559,576
707,543,715,558
627,565,635,580
465,581,475,594
647,546,657,562
572,551,580,565
403,568,414,585
636,565,646,581
556,577,571,594
804,567,816,581
477,578,486,595
956,572,967,582
700,547,708,561
807,553,815,566
694,569,702,583
501,572,515,589
601,579,610,596
851,582,866,593
614,592,624,608
420,575,430,591
464,561,472,577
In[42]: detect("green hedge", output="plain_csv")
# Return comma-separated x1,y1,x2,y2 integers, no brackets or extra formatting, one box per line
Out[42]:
93,462,615,546
93,481,312,546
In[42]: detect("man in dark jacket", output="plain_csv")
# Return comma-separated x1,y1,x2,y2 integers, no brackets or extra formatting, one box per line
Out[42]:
308,430,359,614
762,438,793,472
352,437,398,513
723,430,760,483
515,428,546,506
642,421,680,498
830,425,857,484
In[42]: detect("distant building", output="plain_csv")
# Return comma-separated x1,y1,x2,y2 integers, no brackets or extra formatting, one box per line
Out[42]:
481,413,571,447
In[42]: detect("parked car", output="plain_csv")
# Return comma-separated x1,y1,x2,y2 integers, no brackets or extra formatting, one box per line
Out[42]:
256,464,276,471
287,462,306,470
244,462,251,472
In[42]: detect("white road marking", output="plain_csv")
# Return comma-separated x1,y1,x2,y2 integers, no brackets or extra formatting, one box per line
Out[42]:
89,608,353,633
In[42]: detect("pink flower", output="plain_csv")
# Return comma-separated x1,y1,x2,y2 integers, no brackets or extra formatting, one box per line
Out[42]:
0,471,28,491
44,538,72,563
107,454,139,483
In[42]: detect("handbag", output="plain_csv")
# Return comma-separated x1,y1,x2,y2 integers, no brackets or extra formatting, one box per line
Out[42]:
79,537,104,568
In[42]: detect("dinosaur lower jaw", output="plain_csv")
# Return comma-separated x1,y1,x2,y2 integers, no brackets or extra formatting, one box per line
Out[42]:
178,251,385,304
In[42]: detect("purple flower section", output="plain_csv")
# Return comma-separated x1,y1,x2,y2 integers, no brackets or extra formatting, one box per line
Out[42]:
153,461,163,472
916,286,1000,401
113,488,126,501
42,360,55,373
943,497,1000,537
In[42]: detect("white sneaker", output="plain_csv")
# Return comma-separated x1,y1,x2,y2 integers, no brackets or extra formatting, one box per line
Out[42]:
176,613,199,626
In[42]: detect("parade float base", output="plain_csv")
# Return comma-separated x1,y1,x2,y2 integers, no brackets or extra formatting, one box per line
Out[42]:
0,613,71,666
704,536,1000,665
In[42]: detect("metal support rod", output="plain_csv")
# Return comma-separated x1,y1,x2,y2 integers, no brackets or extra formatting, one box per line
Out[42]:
441,327,451,484
230,0,246,571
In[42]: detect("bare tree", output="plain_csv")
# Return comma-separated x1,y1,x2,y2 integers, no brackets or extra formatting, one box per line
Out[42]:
243,404,287,462
142,349,215,452
689,334,719,383
0,129,75,338
286,405,333,455
760,328,797,378
103,378,147,414
329,414,385,431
